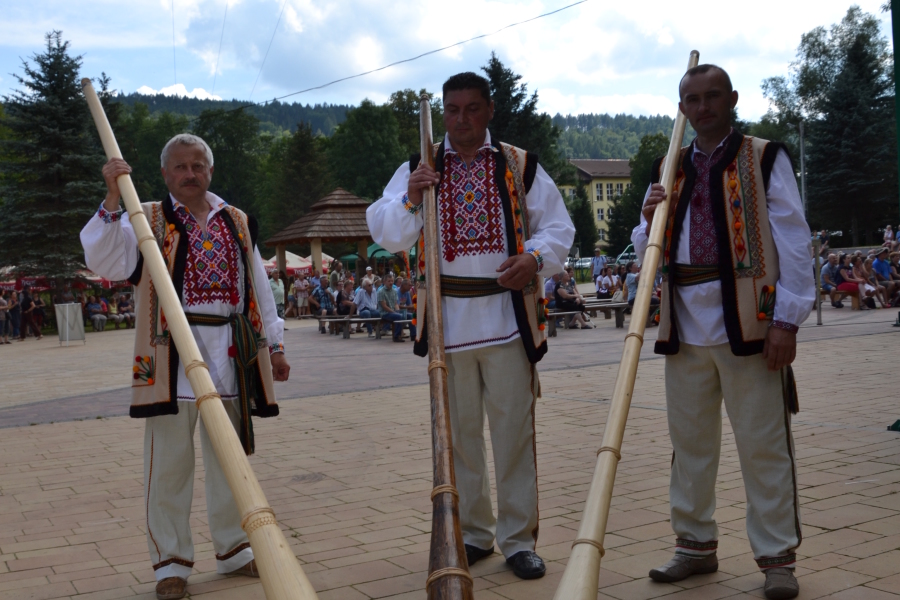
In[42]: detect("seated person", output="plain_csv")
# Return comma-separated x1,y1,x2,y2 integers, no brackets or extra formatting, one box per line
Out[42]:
872,248,896,304
377,273,413,342
820,253,842,308
554,272,592,329
309,283,336,333
544,273,559,309
336,280,357,317
86,296,107,331
624,261,659,323
596,267,612,299
106,292,125,329
352,279,381,336
118,293,135,328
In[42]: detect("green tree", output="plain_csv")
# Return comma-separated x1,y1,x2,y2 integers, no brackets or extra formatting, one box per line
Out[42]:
257,123,332,242
569,182,598,257
192,107,262,214
387,89,445,156
807,34,896,244
606,133,670,255
328,99,406,200
0,31,106,282
482,53,573,184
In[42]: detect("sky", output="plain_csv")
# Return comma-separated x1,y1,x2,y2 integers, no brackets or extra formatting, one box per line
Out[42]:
0,0,893,121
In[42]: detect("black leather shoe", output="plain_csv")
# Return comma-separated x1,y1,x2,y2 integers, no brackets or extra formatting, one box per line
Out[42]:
464,544,494,566
506,550,546,579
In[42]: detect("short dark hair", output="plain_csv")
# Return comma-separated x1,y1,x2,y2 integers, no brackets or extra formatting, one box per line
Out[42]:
443,72,491,103
679,64,733,99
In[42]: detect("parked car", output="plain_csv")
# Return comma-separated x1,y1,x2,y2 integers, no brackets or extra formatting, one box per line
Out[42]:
614,244,639,266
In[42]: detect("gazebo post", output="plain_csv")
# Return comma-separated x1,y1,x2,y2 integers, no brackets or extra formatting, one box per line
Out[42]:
276,245,287,278
311,238,323,277
357,240,369,281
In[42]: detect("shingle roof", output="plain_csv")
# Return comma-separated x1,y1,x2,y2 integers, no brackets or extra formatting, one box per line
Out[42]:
569,159,631,179
264,188,372,246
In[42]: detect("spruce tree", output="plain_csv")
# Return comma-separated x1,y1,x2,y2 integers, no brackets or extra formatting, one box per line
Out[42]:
0,31,106,282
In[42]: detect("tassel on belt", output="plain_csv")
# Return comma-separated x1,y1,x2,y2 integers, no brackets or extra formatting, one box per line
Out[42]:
439,275,508,298
670,263,720,287
184,312,258,455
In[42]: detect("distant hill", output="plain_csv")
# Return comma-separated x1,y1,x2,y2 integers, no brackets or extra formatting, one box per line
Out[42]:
111,94,681,158
112,93,351,136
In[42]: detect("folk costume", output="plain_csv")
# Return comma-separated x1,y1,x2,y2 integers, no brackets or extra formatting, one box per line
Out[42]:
81,192,283,582
631,130,814,571
368,131,574,558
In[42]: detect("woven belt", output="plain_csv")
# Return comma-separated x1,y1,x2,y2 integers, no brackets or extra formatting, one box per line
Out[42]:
184,312,258,455
670,263,720,287
440,275,507,298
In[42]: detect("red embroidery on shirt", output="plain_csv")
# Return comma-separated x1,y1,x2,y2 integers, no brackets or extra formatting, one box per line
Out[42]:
689,142,728,266
174,207,240,306
439,149,506,262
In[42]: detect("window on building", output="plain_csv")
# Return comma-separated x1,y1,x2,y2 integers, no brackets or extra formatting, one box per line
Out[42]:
608,207,614,219
616,183,624,196
626,183,633,190
568,188,575,198
595,183,603,200
596,208,604,221
598,228,606,241
606,183,613,198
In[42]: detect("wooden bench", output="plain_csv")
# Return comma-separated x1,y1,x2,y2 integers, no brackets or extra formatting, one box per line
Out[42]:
317,316,415,339
583,301,629,326
546,311,583,337
820,288,859,310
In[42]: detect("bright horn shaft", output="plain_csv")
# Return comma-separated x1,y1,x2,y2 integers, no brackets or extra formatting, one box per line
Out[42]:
552,50,700,600
81,78,318,600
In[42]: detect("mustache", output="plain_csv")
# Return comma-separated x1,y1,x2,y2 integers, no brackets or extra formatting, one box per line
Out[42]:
180,179,200,186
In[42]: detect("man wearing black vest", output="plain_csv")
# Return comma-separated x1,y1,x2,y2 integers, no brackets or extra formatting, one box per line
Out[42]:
634,65,813,600
368,73,574,580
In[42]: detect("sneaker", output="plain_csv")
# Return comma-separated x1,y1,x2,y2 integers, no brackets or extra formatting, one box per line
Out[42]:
649,553,718,583
764,567,799,599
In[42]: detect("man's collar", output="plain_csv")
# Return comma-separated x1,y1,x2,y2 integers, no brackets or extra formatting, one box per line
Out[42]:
169,192,227,214
691,128,736,158
444,130,494,154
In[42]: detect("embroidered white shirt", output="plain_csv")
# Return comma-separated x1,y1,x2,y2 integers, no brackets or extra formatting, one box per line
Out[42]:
367,130,574,352
631,142,814,346
80,192,284,401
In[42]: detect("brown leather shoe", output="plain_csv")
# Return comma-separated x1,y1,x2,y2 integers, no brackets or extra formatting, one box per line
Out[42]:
155,577,187,600
764,567,799,599
230,558,260,577
649,553,718,582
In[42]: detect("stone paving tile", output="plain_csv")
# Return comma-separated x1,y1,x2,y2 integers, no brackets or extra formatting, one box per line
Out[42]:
0,305,898,598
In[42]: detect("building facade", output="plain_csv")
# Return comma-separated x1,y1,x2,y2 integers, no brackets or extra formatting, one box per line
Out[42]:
560,159,632,248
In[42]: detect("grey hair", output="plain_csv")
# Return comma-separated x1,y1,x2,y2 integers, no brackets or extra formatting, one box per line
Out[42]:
160,134,214,168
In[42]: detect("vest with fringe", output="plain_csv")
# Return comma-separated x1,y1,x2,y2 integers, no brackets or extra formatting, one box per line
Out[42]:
653,134,788,357
125,197,278,419
410,140,549,364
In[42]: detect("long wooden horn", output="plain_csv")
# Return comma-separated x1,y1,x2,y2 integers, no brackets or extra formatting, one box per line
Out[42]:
419,92,475,600
81,78,318,600
552,50,700,600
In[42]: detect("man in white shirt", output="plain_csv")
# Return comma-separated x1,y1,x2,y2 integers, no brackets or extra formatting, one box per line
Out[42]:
633,65,812,600
367,72,574,580
81,134,289,600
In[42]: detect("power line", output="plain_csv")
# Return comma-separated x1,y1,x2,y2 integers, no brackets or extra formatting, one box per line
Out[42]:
249,0,288,100
270,0,589,102
212,1,229,96
171,0,177,86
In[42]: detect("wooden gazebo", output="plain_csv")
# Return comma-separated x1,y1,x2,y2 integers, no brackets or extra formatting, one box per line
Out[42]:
264,188,372,278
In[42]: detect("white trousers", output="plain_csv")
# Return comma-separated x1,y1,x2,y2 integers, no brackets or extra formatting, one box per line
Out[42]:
446,340,539,558
665,343,801,570
144,400,253,581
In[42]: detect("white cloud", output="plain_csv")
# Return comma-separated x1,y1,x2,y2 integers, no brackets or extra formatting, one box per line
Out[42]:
135,83,222,100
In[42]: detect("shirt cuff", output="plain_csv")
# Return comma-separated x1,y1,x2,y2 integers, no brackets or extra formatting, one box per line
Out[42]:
98,203,123,224
401,193,423,215
770,320,799,333
268,343,285,354
525,247,544,272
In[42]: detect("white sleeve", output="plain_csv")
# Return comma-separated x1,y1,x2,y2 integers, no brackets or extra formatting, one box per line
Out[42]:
80,204,141,281
250,246,284,352
767,149,815,327
366,163,423,253
522,163,575,275
631,185,653,263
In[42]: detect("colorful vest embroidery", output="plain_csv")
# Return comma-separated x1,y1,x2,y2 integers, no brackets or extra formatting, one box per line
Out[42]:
439,149,505,261
173,206,240,306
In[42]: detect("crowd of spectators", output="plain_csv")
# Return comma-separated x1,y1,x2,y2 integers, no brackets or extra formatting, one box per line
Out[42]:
821,247,900,310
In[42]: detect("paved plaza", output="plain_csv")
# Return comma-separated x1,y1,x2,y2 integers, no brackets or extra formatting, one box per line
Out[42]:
0,300,898,599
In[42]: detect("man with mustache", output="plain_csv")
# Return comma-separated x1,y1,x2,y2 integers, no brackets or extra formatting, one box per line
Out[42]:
368,72,574,580
81,134,289,600
634,65,813,599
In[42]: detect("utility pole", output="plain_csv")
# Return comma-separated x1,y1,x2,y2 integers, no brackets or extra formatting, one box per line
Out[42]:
799,120,807,216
